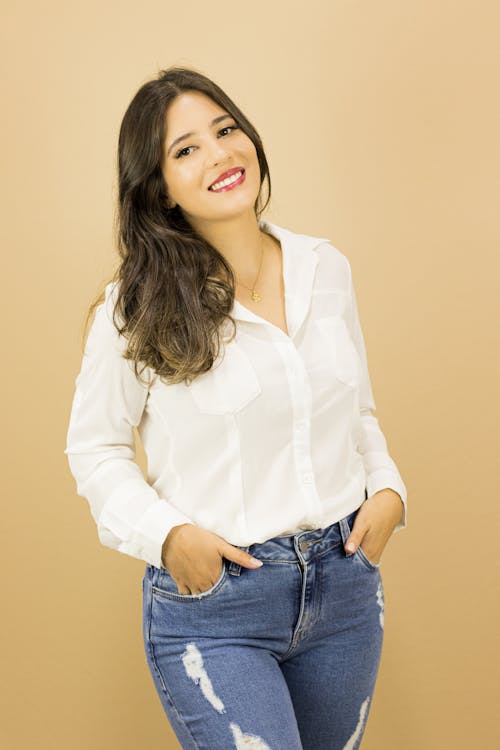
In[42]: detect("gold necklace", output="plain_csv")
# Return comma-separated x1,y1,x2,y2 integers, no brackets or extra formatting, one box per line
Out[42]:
235,233,265,302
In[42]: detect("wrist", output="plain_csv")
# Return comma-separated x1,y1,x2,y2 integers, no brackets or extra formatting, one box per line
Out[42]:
161,523,190,564
372,488,404,525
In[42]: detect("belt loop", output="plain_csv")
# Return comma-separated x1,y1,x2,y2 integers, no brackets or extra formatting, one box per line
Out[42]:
150,563,160,585
228,545,250,576
339,490,366,549
339,516,351,547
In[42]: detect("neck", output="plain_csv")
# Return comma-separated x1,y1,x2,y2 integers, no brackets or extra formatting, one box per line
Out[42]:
188,211,267,276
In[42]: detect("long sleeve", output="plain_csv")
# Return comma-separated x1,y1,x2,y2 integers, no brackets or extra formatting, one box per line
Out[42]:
63,282,195,568
345,259,408,533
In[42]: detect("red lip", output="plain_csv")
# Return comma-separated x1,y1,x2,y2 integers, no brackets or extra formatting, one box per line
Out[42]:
208,167,245,189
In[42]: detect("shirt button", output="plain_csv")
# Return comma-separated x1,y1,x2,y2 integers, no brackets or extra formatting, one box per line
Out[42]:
302,472,314,484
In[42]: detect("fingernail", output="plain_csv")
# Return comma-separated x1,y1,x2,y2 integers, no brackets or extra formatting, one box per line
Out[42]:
250,558,263,567
346,542,355,552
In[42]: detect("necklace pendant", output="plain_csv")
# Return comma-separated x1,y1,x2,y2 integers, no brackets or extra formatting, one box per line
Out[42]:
251,290,262,302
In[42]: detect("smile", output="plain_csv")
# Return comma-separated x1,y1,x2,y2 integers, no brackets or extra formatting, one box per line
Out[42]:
209,169,246,192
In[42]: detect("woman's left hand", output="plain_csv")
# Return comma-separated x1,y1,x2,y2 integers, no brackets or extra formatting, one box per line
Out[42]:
344,489,404,564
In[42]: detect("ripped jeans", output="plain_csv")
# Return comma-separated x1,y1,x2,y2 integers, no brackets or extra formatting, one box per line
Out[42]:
142,502,384,750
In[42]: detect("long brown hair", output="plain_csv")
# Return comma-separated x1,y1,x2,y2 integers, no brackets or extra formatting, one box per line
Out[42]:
83,65,272,386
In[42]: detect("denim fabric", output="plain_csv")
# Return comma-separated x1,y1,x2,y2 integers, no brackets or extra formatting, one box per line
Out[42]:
142,501,384,750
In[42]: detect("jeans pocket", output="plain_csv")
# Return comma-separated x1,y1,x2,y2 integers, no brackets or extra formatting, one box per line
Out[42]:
151,559,229,601
341,501,381,571
355,544,381,571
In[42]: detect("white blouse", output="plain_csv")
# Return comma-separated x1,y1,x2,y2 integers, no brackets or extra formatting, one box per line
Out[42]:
64,219,407,570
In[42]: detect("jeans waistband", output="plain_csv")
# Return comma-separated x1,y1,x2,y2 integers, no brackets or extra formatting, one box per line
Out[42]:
147,496,367,576
232,505,361,567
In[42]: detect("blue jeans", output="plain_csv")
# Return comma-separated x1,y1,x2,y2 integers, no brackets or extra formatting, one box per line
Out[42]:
142,502,384,750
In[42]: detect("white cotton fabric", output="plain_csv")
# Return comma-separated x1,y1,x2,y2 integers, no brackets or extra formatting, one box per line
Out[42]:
64,219,407,569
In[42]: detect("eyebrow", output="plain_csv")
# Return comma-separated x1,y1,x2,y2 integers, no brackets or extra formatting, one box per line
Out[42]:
166,114,234,157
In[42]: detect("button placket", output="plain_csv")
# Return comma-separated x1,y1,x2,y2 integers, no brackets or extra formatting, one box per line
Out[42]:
276,343,323,525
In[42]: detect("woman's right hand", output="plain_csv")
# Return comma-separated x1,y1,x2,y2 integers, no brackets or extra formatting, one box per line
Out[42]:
161,523,263,595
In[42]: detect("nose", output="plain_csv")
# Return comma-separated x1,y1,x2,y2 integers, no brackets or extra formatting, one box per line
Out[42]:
206,137,230,165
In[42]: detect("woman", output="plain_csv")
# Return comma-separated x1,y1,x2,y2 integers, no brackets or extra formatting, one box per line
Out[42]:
64,66,407,750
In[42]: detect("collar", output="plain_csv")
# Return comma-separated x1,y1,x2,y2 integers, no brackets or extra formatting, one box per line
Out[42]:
231,219,331,339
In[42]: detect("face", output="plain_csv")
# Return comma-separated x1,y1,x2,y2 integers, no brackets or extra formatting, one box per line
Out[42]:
162,91,261,228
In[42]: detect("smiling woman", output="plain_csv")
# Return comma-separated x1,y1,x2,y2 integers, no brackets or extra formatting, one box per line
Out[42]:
89,66,274,389
65,64,408,750
162,89,262,227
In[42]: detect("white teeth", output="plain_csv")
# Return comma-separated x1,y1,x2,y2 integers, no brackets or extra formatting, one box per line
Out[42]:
210,170,243,190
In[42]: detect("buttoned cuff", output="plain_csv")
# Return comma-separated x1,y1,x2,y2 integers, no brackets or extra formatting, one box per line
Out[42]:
98,496,196,570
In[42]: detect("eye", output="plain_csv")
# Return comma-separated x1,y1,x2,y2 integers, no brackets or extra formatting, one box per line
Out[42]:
218,125,239,137
175,145,195,159
174,124,240,159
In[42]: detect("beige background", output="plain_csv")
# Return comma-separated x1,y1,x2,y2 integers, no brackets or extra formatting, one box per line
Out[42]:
2,1,499,747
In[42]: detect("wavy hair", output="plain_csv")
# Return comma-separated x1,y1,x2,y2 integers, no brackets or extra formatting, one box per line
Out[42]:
83,65,271,386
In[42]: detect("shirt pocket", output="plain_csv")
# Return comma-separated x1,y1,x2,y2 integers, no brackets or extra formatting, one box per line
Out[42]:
314,315,361,387
188,340,262,415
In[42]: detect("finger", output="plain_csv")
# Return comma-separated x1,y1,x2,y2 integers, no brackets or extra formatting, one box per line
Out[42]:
344,522,368,553
222,543,263,568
